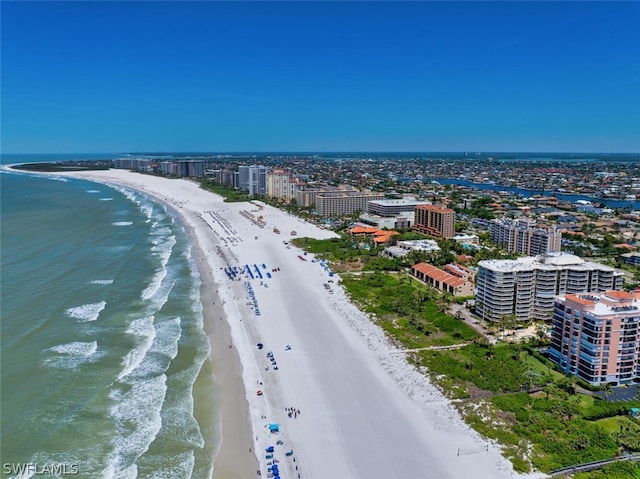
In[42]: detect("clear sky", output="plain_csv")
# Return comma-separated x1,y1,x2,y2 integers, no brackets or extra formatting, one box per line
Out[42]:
1,1,639,154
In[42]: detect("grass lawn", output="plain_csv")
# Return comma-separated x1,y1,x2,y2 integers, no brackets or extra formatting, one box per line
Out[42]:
595,416,632,434
578,395,596,410
522,354,563,379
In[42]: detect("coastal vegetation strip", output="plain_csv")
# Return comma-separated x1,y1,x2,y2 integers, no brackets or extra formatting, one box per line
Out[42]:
196,179,253,202
11,162,110,172
294,236,640,477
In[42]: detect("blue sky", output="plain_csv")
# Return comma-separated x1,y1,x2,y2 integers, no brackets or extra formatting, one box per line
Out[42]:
2,1,639,153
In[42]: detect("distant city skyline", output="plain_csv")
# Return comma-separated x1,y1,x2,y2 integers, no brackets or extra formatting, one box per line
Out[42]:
2,1,639,154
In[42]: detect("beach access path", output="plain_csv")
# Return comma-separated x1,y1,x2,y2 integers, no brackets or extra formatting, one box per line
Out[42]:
52,169,542,479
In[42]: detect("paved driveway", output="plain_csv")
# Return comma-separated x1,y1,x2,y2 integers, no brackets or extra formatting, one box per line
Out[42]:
594,384,640,402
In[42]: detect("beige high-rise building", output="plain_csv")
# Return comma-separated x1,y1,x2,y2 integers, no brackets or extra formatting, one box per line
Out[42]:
266,170,300,201
413,204,455,238
315,190,384,217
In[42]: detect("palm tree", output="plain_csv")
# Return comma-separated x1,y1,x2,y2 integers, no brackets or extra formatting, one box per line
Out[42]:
499,314,512,340
476,299,486,323
600,383,613,402
536,324,549,345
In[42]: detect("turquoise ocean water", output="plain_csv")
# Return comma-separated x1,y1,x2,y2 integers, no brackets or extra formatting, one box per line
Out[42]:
1,155,217,478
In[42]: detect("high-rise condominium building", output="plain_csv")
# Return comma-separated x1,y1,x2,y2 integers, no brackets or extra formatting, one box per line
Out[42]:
238,165,251,191
413,204,455,238
549,290,640,386
367,199,430,217
489,219,561,255
238,165,267,196
476,253,624,322
114,158,151,171
315,190,384,217
160,161,179,176
177,160,204,178
266,170,300,201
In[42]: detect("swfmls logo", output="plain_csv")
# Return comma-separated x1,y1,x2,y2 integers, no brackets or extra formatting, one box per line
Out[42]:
3,463,79,476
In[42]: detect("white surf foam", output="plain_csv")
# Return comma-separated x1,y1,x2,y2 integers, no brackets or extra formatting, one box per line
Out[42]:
107,374,167,477
100,197,114,201
48,341,98,356
65,301,106,322
142,451,195,479
43,341,99,369
112,221,133,226
141,235,176,301
152,317,182,362
86,189,100,193
88,279,114,285
44,175,68,183
118,316,157,380
163,366,206,450
140,202,154,221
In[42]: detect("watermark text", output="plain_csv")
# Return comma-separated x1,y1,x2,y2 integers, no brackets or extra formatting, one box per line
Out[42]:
3,463,79,476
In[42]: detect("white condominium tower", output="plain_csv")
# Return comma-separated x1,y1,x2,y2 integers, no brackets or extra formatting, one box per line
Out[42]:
489,218,561,255
238,165,268,196
476,253,624,322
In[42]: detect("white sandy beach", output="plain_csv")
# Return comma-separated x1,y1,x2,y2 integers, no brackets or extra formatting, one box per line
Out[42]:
36,169,544,479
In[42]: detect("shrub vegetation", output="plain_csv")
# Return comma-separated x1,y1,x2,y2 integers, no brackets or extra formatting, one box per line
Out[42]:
295,236,640,477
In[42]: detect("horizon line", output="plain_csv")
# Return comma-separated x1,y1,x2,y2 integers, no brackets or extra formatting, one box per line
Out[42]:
2,151,639,156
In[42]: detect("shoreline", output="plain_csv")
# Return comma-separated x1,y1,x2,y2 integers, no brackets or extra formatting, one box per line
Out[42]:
190,230,258,479
108,175,260,478
12,167,541,479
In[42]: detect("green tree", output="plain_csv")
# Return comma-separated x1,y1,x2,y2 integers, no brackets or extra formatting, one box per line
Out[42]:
600,383,613,402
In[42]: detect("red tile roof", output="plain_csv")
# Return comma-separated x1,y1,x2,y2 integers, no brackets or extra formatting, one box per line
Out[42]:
605,290,635,300
412,262,466,288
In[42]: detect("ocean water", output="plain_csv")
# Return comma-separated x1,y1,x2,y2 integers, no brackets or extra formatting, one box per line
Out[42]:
1,161,217,478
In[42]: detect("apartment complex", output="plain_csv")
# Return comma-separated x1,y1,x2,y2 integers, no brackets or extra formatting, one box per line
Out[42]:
489,218,561,255
210,168,237,187
266,169,300,201
549,290,640,386
476,253,624,322
367,198,429,217
177,160,204,178
411,262,475,297
315,190,384,217
238,165,268,196
413,204,455,238
295,188,323,207
115,158,205,177
622,252,640,267
114,157,152,171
